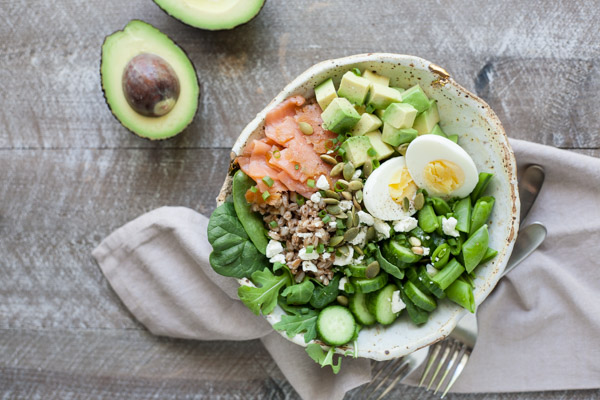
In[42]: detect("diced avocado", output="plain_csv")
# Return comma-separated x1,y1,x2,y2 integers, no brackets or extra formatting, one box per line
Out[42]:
365,131,394,160
375,109,385,118
381,125,418,147
354,105,367,115
381,103,418,129
448,134,459,143
430,123,447,138
314,78,337,111
391,87,405,94
400,85,430,113
413,100,440,135
341,136,372,167
366,84,403,110
338,71,371,105
350,113,382,136
321,97,361,134
363,70,390,87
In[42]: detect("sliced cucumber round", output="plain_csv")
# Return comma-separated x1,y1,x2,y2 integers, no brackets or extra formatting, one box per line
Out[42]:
348,264,368,278
349,292,376,325
406,267,433,296
404,281,437,312
352,273,388,294
366,284,400,325
317,305,357,346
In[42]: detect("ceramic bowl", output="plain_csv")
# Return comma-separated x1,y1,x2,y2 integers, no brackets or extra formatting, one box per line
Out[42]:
217,53,519,361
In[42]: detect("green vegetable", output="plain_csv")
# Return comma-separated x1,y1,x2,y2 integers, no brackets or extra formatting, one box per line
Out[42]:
238,268,291,315
453,197,471,234
445,279,475,313
428,197,452,215
479,247,498,265
431,259,465,291
273,306,318,343
447,236,463,256
207,202,268,278
232,170,269,255
448,134,459,143
306,343,342,374
352,273,389,293
470,196,495,235
431,243,451,268
262,191,270,200
383,240,421,265
404,281,437,312
462,224,490,273
417,265,446,299
349,292,376,325
366,284,401,325
310,275,341,309
417,204,439,233
470,172,494,203
400,287,428,325
282,279,315,305
317,305,357,346
307,179,316,188
406,267,433,296
262,176,274,187
376,247,404,279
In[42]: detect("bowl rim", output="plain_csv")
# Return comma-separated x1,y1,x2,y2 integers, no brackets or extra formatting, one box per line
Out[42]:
218,53,520,360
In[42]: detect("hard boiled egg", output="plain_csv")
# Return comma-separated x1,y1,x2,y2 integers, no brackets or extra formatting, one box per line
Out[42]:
405,135,478,198
363,157,418,221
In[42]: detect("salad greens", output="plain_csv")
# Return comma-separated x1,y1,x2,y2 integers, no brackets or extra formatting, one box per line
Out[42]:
273,306,319,343
238,267,290,315
305,343,342,374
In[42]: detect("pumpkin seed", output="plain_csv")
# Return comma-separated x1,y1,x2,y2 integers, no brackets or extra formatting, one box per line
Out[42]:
366,226,376,241
329,235,344,247
298,121,313,135
330,163,344,177
326,204,341,214
355,190,363,203
338,245,350,256
336,179,349,190
320,154,337,165
341,191,352,200
353,198,362,211
344,227,360,242
414,192,425,210
352,208,360,226
409,237,422,247
323,198,339,205
363,161,373,178
353,245,364,256
334,213,348,219
343,162,356,181
324,190,340,200
398,143,409,156
337,295,349,306
348,180,363,191
345,211,354,228
402,197,410,212
365,261,380,279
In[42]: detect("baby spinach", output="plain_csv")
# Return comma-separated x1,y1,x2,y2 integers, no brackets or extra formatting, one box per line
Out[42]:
232,170,268,255
305,343,342,374
238,267,291,315
273,306,318,343
207,202,267,279
282,279,315,305
309,275,340,309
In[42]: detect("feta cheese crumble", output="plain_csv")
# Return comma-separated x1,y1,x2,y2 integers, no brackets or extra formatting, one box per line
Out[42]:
357,211,374,226
316,175,330,190
393,216,418,232
266,240,284,258
269,253,286,265
338,276,348,291
333,246,355,266
426,263,439,277
348,228,367,245
442,216,460,237
352,169,362,180
391,290,406,313
339,200,353,211
310,191,322,204
302,261,318,273
296,232,314,238
422,247,430,256
298,247,319,261
373,218,391,239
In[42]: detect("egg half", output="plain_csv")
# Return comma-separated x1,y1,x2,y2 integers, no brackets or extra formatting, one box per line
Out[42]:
405,135,478,199
363,157,418,221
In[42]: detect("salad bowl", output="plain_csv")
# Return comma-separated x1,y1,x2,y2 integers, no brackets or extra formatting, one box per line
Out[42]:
217,53,519,360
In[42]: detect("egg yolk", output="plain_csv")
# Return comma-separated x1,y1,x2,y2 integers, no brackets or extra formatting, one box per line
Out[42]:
423,160,465,194
389,167,418,204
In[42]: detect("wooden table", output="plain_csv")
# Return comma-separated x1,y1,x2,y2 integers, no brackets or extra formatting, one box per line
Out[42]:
1,0,599,398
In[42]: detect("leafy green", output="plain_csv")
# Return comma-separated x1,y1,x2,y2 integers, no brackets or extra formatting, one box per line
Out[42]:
273,307,319,343
305,343,342,374
232,170,268,254
238,268,291,315
309,275,341,309
376,247,404,279
207,202,267,278
282,280,315,305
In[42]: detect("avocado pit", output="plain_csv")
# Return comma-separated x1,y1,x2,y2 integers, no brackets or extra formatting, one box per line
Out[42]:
122,53,180,117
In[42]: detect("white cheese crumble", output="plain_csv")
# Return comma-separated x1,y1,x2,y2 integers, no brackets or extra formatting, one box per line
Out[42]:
329,221,338,228
422,247,430,256
391,290,406,313
355,255,364,264
266,240,284,258
339,200,353,211
373,218,391,239
316,175,330,190
297,232,314,238
269,253,286,265
298,247,319,261
338,276,348,291
426,263,439,277
333,246,355,266
322,252,331,260
315,231,325,239
352,169,362,180
348,228,367,245
442,216,460,237
302,261,318,273
310,191,322,204
393,216,418,232
357,211,374,226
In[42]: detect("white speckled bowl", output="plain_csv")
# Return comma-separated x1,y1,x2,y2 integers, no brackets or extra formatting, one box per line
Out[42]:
217,54,519,360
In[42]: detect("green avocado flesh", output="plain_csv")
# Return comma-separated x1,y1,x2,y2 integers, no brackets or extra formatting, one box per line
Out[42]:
101,20,199,140
153,0,265,30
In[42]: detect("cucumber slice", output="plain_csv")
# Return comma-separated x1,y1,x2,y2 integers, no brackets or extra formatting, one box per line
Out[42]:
366,284,400,325
400,288,429,325
384,240,422,265
406,267,433,296
348,264,368,278
416,265,446,299
349,292,376,325
352,273,388,294
404,281,437,312
317,305,357,346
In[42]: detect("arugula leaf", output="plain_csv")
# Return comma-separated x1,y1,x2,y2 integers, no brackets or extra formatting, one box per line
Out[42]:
309,274,340,309
207,203,267,278
238,268,291,315
273,307,318,343
281,280,315,305
305,343,342,374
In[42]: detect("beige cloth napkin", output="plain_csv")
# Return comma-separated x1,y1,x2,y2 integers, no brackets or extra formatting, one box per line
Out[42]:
92,139,600,398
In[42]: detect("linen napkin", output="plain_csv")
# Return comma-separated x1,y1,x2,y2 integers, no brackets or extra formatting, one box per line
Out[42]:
92,138,600,398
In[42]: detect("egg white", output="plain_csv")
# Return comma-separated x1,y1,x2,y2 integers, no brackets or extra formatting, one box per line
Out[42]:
405,135,478,198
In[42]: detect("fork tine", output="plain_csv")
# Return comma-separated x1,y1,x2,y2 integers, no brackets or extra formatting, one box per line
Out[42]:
434,342,464,394
370,357,410,394
419,343,442,387
426,341,454,390
374,360,412,400
357,357,403,399
441,348,471,398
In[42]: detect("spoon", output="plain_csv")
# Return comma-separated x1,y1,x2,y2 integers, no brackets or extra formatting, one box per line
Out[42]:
519,164,545,223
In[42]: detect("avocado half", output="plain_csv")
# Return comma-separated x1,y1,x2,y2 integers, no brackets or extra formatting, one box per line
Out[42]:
101,20,200,140
153,0,265,30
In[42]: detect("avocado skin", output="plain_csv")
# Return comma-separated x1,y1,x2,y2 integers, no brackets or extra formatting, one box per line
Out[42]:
153,0,266,31
100,20,201,141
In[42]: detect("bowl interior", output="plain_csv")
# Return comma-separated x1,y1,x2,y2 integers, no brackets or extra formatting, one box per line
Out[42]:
221,54,519,360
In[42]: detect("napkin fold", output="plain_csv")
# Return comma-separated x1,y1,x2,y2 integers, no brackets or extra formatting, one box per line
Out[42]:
93,139,600,398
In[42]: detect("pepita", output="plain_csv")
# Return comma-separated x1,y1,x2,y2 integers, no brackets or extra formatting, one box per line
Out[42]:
330,163,344,177
344,227,360,242
365,261,380,279
298,121,313,135
353,245,364,256
402,197,410,212
337,295,349,306
320,154,338,165
335,179,349,190
345,211,354,228
341,191,352,200
414,192,425,210
353,198,362,211
323,198,339,205
366,226,376,241
329,235,344,247
324,190,340,200
338,245,350,256
398,143,409,156
326,204,341,215
409,237,422,247
334,213,348,219
363,161,373,178
352,208,360,226
343,162,356,181
355,190,363,203
348,180,363,191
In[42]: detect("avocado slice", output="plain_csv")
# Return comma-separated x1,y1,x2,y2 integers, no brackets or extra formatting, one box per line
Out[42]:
153,0,265,31
101,20,200,140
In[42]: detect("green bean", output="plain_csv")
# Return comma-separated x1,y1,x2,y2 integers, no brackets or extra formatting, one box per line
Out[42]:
428,197,452,215
431,258,465,291
435,215,445,236
431,243,451,268
453,197,471,233
417,204,439,233
470,196,495,235
445,279,475,313
462,224,490,273
479,247,498,265
470,172,494,204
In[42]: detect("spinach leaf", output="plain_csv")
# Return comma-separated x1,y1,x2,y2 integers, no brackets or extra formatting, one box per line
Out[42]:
238,268,291,315
207,202,267,278
305,343,342,374
232,170,269,254
273,307,318,343
282,280,315,305
309,275,340,309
